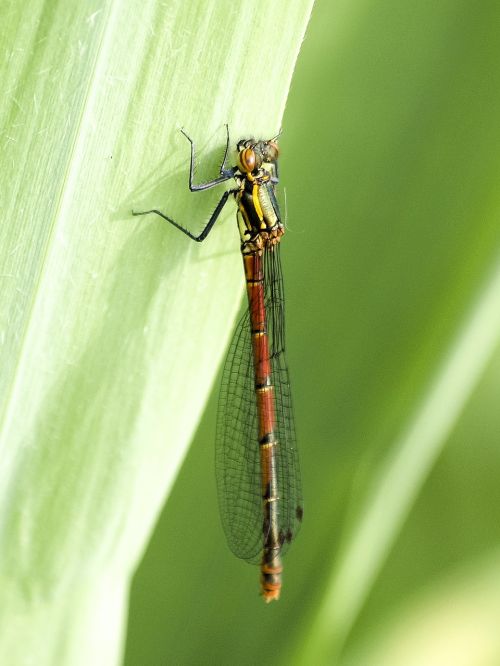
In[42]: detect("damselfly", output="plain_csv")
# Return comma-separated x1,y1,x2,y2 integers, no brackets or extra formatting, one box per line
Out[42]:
133,127,303,602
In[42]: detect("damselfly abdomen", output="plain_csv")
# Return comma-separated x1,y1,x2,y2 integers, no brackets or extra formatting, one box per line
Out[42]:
133,127,303,602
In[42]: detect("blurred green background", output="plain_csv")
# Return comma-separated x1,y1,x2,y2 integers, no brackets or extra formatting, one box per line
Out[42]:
125,0,500,664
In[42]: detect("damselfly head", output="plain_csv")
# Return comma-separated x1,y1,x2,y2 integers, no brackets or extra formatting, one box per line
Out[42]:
237,138,279,173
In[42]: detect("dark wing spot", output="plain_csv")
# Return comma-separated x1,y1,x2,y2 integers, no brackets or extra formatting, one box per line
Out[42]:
296,506,304,522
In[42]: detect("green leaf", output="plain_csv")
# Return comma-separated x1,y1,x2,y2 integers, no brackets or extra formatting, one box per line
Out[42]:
300,262,500,664
0,1,314,663
342,550,500,666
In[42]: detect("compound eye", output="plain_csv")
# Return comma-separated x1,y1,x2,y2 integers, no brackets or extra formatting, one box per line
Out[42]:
265,141,279,161
239,147,257,172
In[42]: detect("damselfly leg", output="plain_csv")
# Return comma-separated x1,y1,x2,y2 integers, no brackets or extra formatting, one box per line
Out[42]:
132,128,237,241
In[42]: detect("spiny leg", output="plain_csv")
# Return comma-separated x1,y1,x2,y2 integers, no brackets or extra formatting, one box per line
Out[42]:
132,188,237,242
219,124,231,175
180,128,236,192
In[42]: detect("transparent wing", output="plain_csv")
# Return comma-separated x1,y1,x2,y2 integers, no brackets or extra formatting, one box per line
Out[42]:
215,245,303,563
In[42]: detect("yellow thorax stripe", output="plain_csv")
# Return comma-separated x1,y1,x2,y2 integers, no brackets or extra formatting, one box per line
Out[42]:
252,183,264,221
